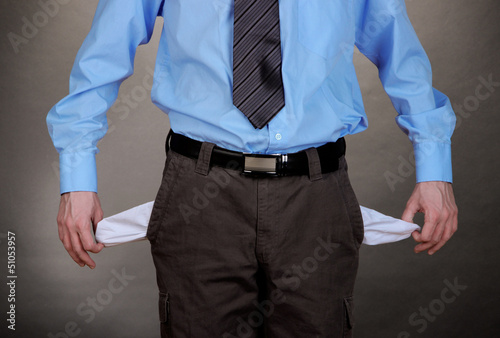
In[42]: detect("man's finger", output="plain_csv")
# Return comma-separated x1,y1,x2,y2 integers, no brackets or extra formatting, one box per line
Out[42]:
414,241,435,253
411,229,422,242
428,212,457,255
58,223,85,266
401,203,417,224
67,247,86,267
431,218,446,243
414,212,442,254
427,224,450,254
415,213,450,254
61,233,86,267
442,212,458,242
89,210,105,252
419,209,439,242
425,223,446,255
92,208,104,230
70,232,96,269
427,239,447,255
79,221,104,254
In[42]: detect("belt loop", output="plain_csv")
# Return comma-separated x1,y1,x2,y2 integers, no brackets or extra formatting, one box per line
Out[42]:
195,142,216,176
305,148,323,181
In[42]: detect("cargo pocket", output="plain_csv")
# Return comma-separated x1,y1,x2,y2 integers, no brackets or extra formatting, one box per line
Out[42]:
159,292,170,324
158,292,171,337
343,296,354,337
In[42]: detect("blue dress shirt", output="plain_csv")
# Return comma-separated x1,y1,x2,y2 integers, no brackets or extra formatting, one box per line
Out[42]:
46,0,456,194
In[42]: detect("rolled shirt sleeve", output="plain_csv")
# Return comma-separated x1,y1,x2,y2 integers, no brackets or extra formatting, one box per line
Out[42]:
355,0,456,183
46,0,164,194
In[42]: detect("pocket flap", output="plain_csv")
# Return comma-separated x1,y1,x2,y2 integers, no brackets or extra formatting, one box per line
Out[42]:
344,296,354,329
159,292,170,323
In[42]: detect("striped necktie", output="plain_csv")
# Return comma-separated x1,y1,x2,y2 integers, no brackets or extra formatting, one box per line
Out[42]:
232,0,285,129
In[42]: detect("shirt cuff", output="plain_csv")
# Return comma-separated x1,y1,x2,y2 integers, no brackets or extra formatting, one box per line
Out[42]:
59,152,98,194
414,142,453,183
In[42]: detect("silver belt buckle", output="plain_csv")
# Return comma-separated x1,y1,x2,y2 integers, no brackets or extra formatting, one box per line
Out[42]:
243,153,288,176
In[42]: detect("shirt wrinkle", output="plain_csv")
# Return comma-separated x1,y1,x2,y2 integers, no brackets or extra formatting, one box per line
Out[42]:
46,0,456,194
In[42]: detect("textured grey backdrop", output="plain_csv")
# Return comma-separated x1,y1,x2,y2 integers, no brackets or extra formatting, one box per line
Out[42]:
1,0,499,337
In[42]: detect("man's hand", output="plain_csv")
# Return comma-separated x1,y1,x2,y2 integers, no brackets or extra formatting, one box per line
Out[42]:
57,191,105,268
402,181,458,255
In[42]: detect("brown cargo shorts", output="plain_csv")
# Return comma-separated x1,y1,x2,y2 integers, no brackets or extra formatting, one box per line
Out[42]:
147,137,363,337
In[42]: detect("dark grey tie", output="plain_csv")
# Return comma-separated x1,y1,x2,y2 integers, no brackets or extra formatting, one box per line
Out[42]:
232,0,285,129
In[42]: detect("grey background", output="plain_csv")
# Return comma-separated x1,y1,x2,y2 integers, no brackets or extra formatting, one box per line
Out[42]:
0,0,498,337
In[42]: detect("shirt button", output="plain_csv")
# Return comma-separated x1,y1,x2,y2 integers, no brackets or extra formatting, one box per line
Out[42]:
275,133,282,141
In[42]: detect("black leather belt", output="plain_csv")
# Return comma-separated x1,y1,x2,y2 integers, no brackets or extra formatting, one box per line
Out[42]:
166,130,345,177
